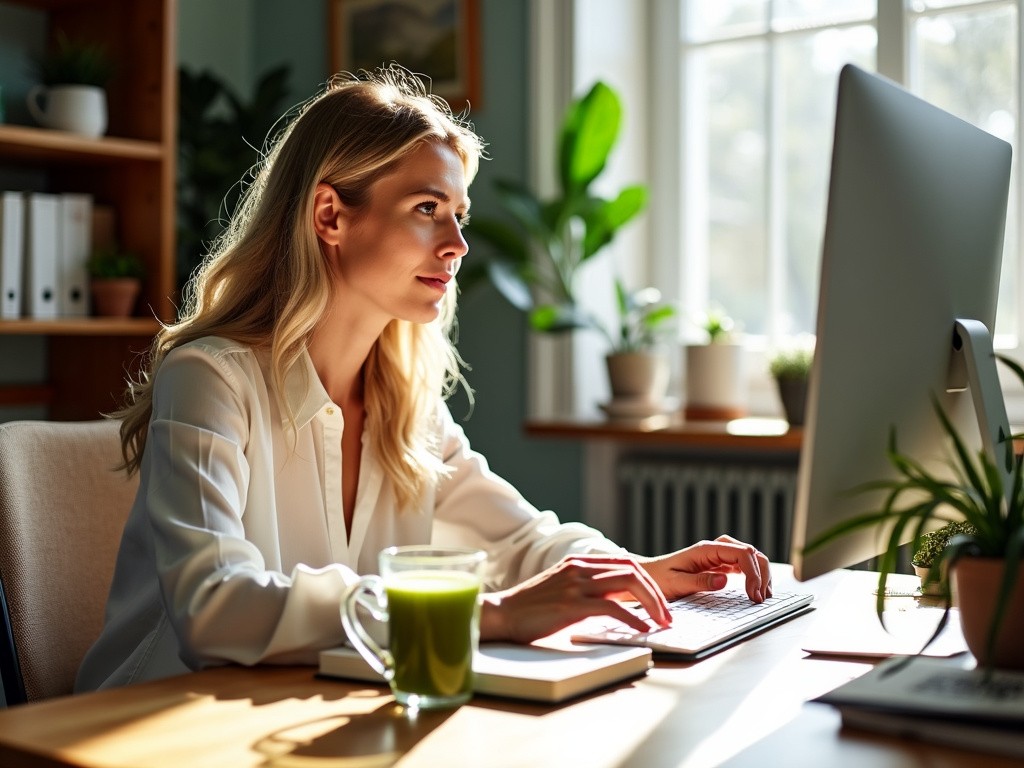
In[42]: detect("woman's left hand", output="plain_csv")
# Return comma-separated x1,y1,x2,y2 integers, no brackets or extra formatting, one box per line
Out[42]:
638,534,772,604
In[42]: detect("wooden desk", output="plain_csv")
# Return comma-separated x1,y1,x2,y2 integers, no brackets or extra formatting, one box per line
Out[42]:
0,568,1015,768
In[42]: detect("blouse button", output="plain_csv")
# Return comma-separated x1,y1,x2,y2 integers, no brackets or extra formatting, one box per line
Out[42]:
325,407,335,416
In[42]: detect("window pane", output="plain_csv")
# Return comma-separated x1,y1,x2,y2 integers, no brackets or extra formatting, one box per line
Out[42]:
778,26,876,335
773,0,874,31
909,0,999,10
911,4,1019,338
685,0,768,42
695,40,768,334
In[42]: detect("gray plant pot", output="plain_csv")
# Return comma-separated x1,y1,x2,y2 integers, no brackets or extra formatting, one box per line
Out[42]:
775,376,808,426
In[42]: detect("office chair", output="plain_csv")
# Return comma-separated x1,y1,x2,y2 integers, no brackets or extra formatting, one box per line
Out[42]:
0,420,137,705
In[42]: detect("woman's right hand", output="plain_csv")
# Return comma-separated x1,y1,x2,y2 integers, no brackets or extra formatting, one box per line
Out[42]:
478,554,672,643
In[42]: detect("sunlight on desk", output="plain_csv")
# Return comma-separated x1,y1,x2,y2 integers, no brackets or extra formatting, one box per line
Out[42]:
725,417,790,436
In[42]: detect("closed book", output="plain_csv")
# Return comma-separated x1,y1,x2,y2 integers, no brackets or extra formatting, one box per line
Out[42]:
23,193,59,319
814,655,1024,758
0,192,23,318
58,193,92,316
319,642,652,703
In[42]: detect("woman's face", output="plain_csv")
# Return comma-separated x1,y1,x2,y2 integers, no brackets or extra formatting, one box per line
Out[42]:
330,140,470,327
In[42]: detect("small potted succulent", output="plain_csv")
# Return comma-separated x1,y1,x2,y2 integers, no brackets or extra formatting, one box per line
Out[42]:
683,307,745,421
911,520,978,597
87,246,144,317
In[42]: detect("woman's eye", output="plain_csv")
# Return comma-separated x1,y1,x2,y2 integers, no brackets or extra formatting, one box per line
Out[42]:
417,201,438,216
456,212,470,229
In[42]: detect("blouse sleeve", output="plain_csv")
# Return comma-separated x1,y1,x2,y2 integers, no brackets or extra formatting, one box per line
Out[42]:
431,402,625,590
143,344,357,668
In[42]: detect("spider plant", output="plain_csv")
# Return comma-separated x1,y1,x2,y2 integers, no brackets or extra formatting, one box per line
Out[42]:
802,355,1024,667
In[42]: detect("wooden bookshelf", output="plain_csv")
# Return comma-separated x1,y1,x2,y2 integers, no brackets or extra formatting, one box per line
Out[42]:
0,0,177,419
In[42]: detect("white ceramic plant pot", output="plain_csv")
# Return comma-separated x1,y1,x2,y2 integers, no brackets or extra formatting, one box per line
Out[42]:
27,84,108,137
605,351,669,403
683,342,746,421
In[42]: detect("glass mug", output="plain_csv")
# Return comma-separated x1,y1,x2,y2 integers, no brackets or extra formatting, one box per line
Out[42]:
342,546,486,709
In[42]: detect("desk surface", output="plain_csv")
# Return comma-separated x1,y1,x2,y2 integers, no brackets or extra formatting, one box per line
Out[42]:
0,568,1016,768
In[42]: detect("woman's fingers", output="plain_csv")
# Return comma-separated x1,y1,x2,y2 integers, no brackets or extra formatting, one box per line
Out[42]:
643,535,773,603
480,555,673,643
563,556,671,626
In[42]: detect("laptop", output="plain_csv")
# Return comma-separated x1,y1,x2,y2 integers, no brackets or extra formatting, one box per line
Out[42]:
571,587,815,660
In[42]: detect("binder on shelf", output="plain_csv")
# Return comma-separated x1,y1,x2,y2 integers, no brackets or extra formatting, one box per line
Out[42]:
0,191,24,319
58,193,93,317
23,192,60,319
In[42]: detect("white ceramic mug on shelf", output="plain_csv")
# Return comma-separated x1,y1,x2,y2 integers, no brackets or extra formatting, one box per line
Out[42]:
27,85,107,137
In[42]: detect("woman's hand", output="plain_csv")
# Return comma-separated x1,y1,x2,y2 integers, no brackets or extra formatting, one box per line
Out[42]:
479,554,672,643
639,534,772,604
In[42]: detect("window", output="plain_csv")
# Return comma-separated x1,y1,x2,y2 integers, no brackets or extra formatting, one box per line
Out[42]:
674,0,1020,349
527,0,1021,418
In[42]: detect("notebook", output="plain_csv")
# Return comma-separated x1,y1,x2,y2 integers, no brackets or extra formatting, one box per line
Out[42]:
319,641,652,703
570,588,815,659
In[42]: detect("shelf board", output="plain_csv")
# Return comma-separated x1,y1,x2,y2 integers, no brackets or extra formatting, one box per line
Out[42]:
0,317,161,336
0,124,164,164
0,383,54,407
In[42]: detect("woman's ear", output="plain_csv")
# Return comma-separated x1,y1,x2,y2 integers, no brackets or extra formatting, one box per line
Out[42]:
312,182,346,246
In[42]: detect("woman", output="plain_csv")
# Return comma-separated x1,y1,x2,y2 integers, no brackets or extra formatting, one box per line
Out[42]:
75,66,771,692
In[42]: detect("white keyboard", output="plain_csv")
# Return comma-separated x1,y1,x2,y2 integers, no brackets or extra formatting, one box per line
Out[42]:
572,589,814,659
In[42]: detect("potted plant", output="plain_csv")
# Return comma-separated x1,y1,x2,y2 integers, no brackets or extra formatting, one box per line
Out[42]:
912,520,978,597
87,245,143,317
27,30,113,137
802,356,1024,670
683,308,746,421
768,346,814,426
601,282,676,406
464,81,660,404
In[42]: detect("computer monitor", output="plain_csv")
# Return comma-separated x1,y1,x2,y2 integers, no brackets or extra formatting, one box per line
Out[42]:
790,64,1014,581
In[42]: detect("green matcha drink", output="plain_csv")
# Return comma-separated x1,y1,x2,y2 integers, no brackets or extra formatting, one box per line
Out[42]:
342,546,486,709
386,570,480,700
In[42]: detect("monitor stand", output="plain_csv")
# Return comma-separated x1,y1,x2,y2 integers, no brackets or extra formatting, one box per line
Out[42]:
949,318,1014,500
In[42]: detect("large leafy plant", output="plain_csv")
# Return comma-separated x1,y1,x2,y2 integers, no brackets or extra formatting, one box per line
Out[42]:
466,81,673,352
802,355,1024,667
177,65,291,290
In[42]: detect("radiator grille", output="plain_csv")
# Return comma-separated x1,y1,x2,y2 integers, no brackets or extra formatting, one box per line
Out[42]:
617,459,798,562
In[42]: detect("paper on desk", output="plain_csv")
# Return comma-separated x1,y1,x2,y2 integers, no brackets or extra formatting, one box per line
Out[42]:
800,573,969,658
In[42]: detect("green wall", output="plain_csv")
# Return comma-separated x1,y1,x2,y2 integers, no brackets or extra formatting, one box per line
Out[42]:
179,0,585,522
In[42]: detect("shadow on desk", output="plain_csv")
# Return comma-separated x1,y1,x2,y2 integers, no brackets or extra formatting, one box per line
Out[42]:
253,695,452,765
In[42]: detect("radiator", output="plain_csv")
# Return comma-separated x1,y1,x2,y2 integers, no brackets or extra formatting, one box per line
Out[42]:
617,459,798,562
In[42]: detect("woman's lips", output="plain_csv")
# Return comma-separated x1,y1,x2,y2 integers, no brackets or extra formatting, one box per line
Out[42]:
418,276,448,291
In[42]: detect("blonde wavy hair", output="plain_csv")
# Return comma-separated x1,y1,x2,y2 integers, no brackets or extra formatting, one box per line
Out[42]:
116,65,484,509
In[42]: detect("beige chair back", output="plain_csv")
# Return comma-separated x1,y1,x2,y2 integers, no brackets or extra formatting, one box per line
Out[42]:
0,420,137,703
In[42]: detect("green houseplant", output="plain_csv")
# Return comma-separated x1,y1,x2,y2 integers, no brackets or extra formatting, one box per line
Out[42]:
464,81,669,348
683,307,747,421
466,80,673,406
911,520,978,596
769,347,814,426
87,245,143,317
27,30,113,137
802,355,1024,669
32,30,114,87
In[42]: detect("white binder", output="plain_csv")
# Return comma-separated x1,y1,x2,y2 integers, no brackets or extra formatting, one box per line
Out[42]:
23,193,60,319
0,192,24,319
58,193,92,316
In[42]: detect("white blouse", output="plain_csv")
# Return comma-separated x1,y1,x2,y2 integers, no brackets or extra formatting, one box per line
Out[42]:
75,336,621,692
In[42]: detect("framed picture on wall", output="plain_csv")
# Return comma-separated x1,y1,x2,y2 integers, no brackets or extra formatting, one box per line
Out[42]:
329,0,481,111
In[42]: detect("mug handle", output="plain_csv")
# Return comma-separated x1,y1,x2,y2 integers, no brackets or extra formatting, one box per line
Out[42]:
341,575,394,681
26,85,48,127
